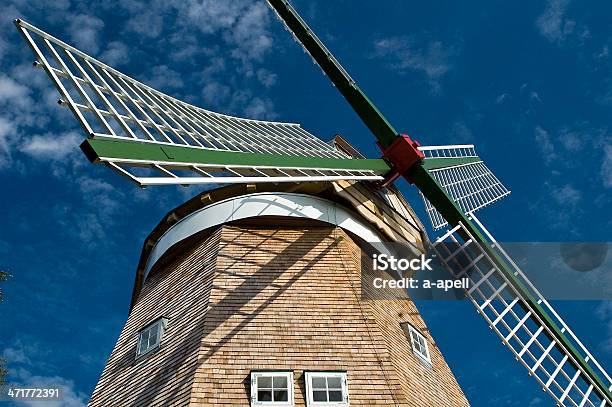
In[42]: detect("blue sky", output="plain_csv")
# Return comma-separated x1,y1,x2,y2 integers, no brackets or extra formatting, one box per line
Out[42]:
0,0,610,406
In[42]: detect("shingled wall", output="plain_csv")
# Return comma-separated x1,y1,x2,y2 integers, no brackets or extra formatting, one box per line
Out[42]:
89,224,468,406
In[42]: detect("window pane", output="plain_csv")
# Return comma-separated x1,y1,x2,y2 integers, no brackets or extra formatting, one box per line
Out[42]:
273,390,288,402
138,336,146,352
312,390,327,402
142,328,151,341
327,377,342,389
273,376,287,388
258,376,272,388
328,390,343,402
312,377,326,389
140,343,149,353
258,390,272,401
149,332,158,346
418,336,426,347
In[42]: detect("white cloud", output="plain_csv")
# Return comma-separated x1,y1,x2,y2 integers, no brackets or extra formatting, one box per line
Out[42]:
534,126,557,164
11,368,87,407
496,93,510,104
3,340,87,406
529,91,541,102
596,45,609,60
528,397,544,406
182,0,246,34
536,0,590,45
558,129,581,151
0,35,8,63
77,176,115,195
37,173,126,245
123,1,164,39
451,121,473,143
243,97,277,120
0,117,14,154
169,42,202,62
228,2,273,63
74,212,107,242
601,144,612,188
256,68,277,88
99,41,129,66
201,78,277,118
67,14,105,54
596,301,612,353
536,0,573,43
122,0,274,67
0,74,30,106
531,182,584,233
373,36,456,92
146,64,184,92
2,347,29,365
0,116,17,168
202,57,226,78
551,183,581,209
202,81,231,107
534,124,608,174
19,131,80,160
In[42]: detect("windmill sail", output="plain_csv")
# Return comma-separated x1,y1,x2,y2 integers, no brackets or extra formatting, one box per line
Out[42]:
14,19,389,186
418,145,511,230
434,214,612,407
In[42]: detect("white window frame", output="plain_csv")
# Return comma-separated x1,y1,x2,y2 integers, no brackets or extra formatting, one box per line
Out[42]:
136,317,167,358
405,323,431,364
305,372,349,407
250,371,294,407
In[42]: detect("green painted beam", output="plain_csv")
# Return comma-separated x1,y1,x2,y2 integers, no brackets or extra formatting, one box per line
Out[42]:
422,156,482,171
410,164,612,404
267,0,399,149
80,137,392,173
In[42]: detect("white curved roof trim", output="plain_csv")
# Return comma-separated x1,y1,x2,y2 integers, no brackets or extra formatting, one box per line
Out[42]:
144,192,391,281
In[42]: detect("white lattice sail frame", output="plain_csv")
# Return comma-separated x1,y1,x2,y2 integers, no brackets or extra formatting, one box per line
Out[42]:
418,144,511,230
15,19,386,186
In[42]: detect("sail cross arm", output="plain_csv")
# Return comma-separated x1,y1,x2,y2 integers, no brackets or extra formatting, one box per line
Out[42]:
81,137,390,172
81,137,390,186
421,156,483,171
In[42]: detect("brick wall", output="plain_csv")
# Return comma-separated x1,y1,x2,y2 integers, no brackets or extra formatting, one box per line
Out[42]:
90,225,468,406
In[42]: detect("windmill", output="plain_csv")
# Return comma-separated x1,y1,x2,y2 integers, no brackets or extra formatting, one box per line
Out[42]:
13,0,611,405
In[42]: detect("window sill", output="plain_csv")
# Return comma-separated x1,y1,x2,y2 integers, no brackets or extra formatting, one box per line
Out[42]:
412,350,432,367
134,344,162,362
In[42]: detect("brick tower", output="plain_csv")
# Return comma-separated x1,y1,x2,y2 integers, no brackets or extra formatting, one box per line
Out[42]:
89,181,468,406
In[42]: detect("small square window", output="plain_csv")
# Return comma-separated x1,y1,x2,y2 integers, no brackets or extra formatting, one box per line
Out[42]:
402,323,431,364
136,317,167,357
305,372,349,407
250,371,294,406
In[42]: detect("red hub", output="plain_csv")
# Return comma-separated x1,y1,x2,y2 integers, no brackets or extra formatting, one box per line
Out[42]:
378,134,425,187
